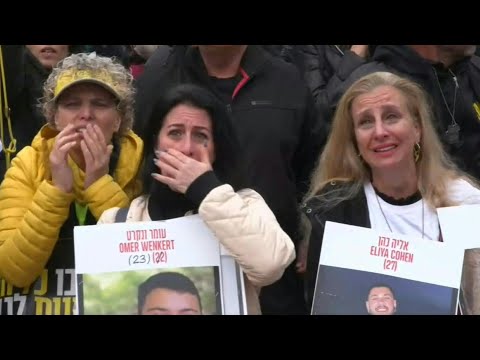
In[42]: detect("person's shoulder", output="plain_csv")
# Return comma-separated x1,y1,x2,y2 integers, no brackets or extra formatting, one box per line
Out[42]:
98,206,121,224
320,180,357,195
144,45,177,69
346,61,387,84
468,55,480,78
470,54,480,68
137,46,182,88
304,180,359,209
266,52,304,80
128,195,150,218
236,187,265,201
448,177,480,205
248,45,301,78
6,145,36,169
253,51,312,104
1,143,43,188
13,127,51,168
99,195,149,224
30,125,57,148
325,61,384,106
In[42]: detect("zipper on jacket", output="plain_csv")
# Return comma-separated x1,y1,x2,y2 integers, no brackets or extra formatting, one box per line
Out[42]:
251,100,272,106
333,45,345,56
226,103,232,115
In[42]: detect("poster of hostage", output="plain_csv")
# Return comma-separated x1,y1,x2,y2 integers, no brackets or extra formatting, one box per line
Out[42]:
74,215,246,315
311,221,464,315
438,204,480,315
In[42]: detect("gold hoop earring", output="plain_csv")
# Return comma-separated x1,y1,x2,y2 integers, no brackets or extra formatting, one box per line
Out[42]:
414,142,421,163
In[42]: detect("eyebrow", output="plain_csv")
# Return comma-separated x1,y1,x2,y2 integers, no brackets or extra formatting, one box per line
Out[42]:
369,293,392,299
147,307,169,312
355,103,402,116
146,306,200,313
382,104,402,112
167,124,210,131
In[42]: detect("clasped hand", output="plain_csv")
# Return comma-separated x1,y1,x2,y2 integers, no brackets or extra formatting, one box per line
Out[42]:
50,123,113,193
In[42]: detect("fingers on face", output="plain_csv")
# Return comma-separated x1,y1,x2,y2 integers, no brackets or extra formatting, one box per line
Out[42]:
57,140,78,156
156,150,185,170
90,123,106,144
154,157,179,178
158,147,211,166
59,123,85,136
80,139,94,163
151,172,175,187
164,148,189,162
82,125,104,156
55,132,81,151
59,123,77,134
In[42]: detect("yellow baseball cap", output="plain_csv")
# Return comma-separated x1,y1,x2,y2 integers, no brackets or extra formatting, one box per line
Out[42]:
53,68,121,101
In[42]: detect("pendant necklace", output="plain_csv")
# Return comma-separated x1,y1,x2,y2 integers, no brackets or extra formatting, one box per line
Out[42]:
433,67,460,145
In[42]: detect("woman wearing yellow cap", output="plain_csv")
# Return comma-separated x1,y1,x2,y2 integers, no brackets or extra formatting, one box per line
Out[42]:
0,53,143,315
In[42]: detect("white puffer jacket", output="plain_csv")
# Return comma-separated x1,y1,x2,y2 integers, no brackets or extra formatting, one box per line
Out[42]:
98,184,296,315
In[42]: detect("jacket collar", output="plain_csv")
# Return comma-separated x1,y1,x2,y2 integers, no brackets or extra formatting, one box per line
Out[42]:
305,181,370,229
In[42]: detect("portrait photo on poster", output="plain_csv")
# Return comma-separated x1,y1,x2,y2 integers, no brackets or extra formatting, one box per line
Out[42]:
77,266,222,315
312,265,458,315
310,222,463,315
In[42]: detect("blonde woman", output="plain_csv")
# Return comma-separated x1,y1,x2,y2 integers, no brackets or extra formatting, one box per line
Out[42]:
302,71,480,313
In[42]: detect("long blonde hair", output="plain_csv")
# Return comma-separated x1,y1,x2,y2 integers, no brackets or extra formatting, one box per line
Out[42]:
305,71,472,210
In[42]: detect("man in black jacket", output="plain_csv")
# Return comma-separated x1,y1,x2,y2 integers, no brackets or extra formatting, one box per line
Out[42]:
134,45,327,314
300,45,369,116
320,45,480,180
261,45,369,129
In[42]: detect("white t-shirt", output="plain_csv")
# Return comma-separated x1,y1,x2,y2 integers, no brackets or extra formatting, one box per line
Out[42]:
364,179,480,241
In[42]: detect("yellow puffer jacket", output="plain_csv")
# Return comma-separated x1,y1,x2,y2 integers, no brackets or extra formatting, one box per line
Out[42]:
0,125,143,288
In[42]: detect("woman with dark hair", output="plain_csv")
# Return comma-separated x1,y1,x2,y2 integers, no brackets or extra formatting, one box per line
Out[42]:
99,83,296,315
140,82,247,211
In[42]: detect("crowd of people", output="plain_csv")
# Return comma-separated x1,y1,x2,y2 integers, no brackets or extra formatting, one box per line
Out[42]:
0,45,479,315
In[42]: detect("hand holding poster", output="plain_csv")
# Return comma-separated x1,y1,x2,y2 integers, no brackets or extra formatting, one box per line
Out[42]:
74,215,247,315
312,221,464,315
